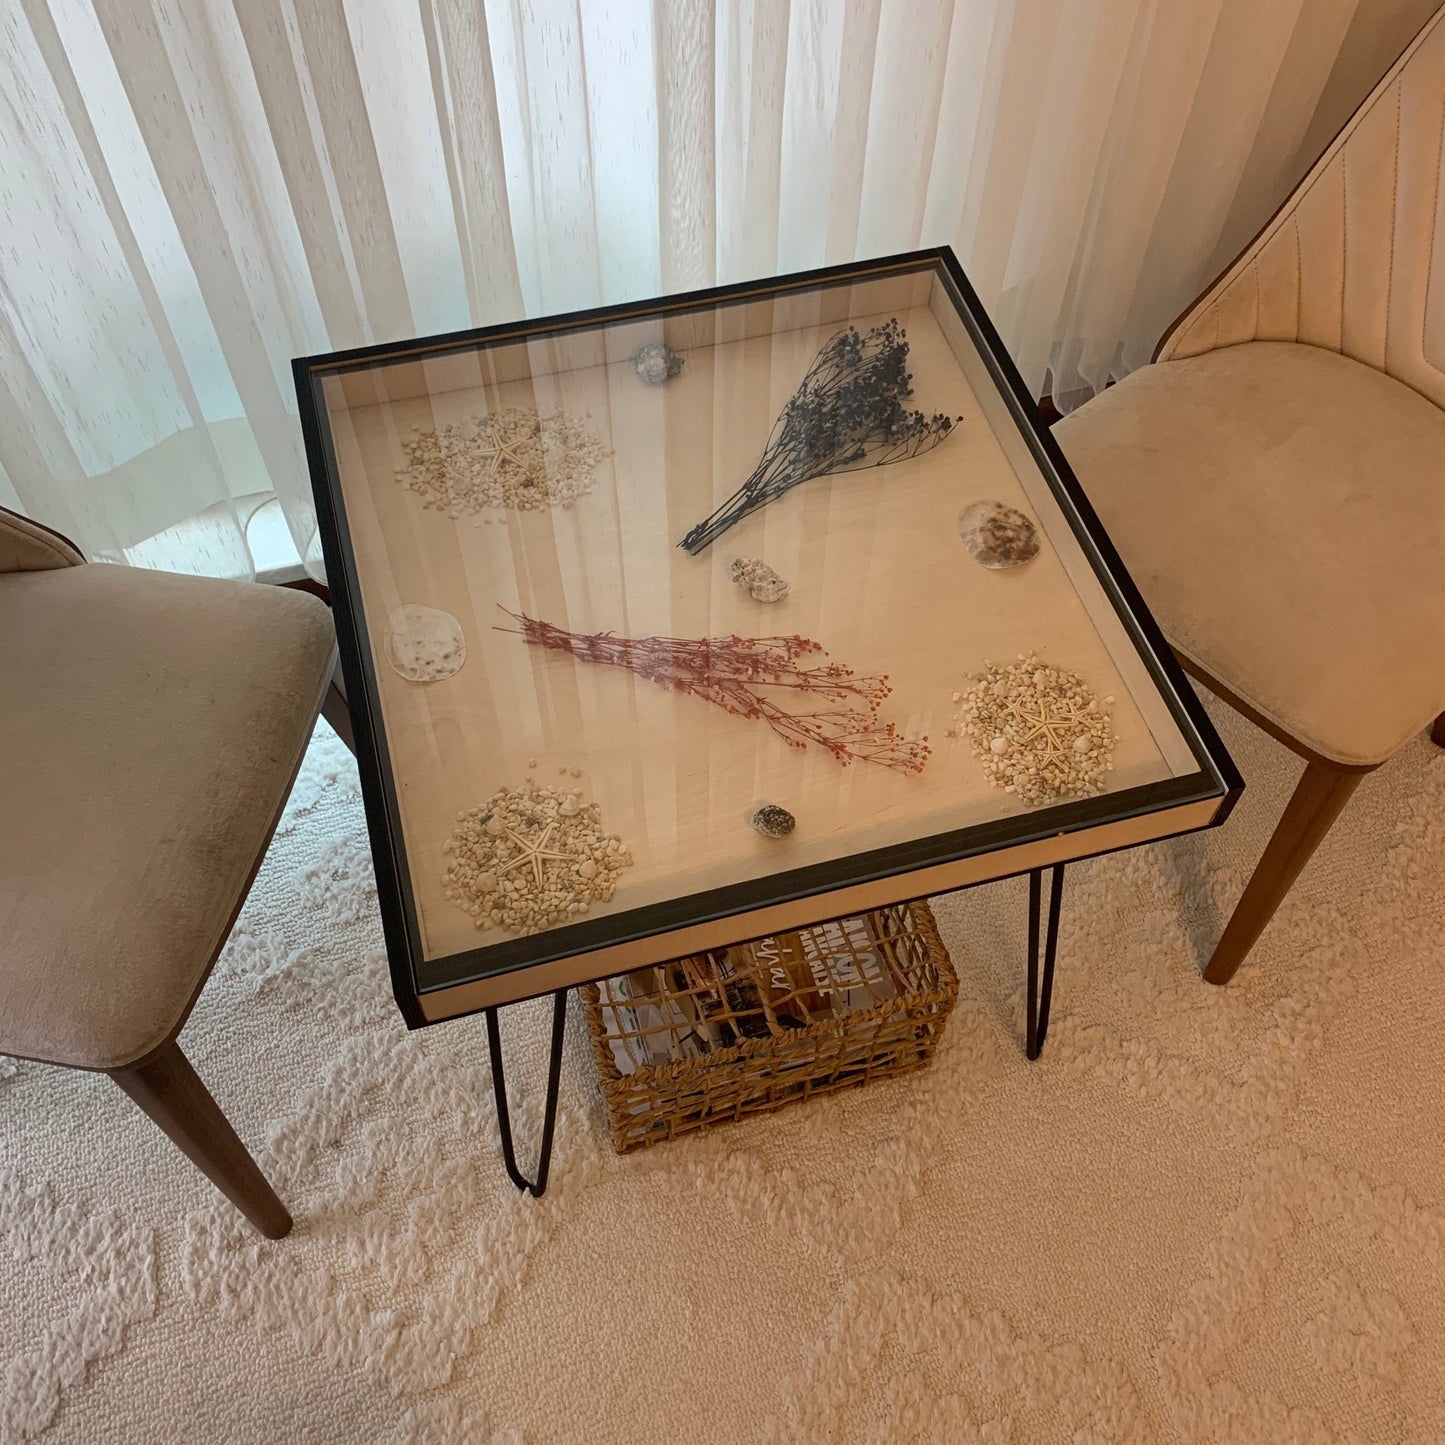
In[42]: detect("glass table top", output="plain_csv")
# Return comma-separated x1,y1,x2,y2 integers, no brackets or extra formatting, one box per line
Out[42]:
296,251,1238,1023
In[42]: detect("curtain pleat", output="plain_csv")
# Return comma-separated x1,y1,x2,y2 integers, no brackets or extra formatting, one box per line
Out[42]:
87,0,320,564
576,1,660,304
19,0,223,543
655,0,718,295
0,0,1436,576
717,0,790,282
234,0,372,347
855,0,955,261
414,0,524,329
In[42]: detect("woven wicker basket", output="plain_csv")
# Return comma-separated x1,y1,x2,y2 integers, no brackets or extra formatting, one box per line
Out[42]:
581,900,958,1153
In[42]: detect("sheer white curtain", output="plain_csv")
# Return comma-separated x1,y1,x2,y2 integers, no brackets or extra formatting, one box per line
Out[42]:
1,0,1437,578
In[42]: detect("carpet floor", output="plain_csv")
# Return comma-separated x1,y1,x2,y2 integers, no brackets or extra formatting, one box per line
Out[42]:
3,687,1443,1444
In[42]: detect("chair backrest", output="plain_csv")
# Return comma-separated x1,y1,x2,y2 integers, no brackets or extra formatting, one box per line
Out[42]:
0,506,84,574
1159,4,1445,413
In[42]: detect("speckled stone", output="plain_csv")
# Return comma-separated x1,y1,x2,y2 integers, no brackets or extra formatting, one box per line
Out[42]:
750,803,796,838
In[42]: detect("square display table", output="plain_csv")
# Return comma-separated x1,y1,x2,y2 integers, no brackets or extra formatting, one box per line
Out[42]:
296,249,1239,1192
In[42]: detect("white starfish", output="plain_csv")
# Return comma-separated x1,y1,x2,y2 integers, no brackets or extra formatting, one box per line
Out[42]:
1009,696,1082,765
476,419,537,480
498,821,575,891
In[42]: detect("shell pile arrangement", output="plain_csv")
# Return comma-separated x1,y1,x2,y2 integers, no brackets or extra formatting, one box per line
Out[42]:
954,654,1114,806
396,407,609,516
442,779,632,935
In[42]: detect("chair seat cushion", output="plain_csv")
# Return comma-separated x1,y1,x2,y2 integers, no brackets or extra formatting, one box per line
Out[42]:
0,566,335,1069
1054,342,1445,766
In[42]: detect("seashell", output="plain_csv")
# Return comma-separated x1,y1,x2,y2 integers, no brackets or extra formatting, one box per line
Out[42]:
384,604,467,682
958,500,1040,569
633,341,684,385
730,555,790,604
750,803,796,838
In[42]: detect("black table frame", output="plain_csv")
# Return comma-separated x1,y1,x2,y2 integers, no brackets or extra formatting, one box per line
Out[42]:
295,247,1240,1031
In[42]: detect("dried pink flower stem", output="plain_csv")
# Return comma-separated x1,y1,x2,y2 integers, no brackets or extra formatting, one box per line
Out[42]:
497,608,930,773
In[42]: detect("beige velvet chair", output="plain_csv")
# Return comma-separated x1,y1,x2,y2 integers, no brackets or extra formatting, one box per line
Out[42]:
0,506,336,1236
1055,6,1445,985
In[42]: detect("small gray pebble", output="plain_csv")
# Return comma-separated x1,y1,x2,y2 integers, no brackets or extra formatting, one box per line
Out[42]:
750,804,796,838
634,341,684,385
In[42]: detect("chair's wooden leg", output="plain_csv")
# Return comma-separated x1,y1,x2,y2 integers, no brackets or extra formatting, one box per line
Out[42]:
1431,711,1445,749
320,679,354,753
107,1041,292,1238
1203,761,1363,986
319,660,355,754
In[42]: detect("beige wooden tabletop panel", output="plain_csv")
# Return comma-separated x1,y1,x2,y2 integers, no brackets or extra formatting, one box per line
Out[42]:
323,281,1192,967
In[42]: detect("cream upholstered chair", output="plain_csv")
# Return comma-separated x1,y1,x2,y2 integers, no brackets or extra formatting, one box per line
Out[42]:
0,506,336,1236
1054,7,1445,985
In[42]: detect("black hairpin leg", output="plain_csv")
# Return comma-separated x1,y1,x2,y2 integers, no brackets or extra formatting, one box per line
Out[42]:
1025,864,1066,1061
484,989,568,1196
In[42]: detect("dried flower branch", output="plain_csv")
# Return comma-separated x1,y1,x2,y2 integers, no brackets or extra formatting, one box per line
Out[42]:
678,320,960,554
497,608,930,773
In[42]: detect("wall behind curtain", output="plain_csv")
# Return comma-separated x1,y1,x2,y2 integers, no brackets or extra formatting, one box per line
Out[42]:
0,0,1437,577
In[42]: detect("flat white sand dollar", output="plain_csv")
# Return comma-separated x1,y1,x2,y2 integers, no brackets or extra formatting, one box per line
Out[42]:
384,604,466,682
958,499,1040,568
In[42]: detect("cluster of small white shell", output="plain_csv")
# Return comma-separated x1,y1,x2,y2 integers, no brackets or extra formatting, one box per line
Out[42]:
953,653,1115,807
396,406,609,516
441,777,632,935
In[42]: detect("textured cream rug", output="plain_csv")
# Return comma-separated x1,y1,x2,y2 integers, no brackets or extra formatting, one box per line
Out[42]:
3,688,1443,1444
